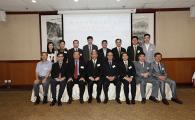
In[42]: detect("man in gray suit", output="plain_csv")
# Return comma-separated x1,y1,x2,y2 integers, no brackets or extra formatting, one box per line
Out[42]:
142,34,155,63
151,52,183,105
134,52,159,104
83,36,98,63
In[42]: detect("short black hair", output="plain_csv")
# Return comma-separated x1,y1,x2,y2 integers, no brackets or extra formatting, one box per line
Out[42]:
144,34,150,38
115,38,122,43
131,36,138,40
102,40,107,44
59,40,65,44
57,52,64,57
87,36,93,40
154,52,162,57
138,52,145,57
73,40,79,43
121,52,128,56
107,51,113,56
41,52,48,56
73,51,80,55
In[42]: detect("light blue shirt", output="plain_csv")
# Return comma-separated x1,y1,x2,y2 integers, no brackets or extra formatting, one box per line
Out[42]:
36,60,52,77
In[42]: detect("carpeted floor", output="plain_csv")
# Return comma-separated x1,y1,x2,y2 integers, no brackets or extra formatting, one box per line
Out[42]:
0,88,195,120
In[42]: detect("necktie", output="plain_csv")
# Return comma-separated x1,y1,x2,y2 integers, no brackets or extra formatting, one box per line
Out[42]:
74,61,78,80
89,46,92,60
109,62,112,69
59,62,62,69
93,60,96,68
158,63,161,72
134,46,137,61
118,48,121,58
125,61,128,71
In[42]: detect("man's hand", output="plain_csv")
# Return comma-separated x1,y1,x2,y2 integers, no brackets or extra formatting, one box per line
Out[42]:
34,79,41,84
89,76,95,81
159,76,166,80
80,77,85,81
42,78,47,84
95,77,100,81
67,78,73,82
124,76,132,82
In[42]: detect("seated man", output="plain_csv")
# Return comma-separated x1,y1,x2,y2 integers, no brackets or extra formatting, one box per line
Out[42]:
33,52,52,105
134,53,159,104
151,52,183,105
119,52,136,104
103,51,121,104
87,50,103,103
67,51,86,104
50,53,68,106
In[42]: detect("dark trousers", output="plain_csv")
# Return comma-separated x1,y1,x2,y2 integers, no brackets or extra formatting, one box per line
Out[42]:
122,79,136,101
103,77,121,100
50,78,67,101
67,79,85,100
87,78,103,99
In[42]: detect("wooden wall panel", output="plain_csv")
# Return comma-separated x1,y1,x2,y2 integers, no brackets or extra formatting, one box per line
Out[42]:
0,58,195,86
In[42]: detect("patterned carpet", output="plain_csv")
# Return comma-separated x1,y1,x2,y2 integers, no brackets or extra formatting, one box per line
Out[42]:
0,88,195,120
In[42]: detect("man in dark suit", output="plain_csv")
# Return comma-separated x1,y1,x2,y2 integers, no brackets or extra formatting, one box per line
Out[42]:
87,50,103,103
103,51,121,104
98,40,111,63
57,40,68,63
83,36,98,64
127,36,143,62
50,53,68,106
68,40,83,62
112,39,126,62
67,51,86,104
119,52,136,104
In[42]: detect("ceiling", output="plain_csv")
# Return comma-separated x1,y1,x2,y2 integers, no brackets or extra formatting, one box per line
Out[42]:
0,0,195,11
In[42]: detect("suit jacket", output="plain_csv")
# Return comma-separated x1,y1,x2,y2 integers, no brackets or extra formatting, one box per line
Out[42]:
150,61,167,78
57,48,68,63
127,45,143,61
142,43,156,63
67,60,86,79
83,44,98,63
112,47,126,62
98,48,111,63
68,48,83,62
134,61,152,78
51,62,68,79
103,60,119,78
119,60,136,79
86,59,102,78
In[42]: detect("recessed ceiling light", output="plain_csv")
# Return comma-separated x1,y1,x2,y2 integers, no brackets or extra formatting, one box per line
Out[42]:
116,0,121,2
74,0,79,2
32,0,37,3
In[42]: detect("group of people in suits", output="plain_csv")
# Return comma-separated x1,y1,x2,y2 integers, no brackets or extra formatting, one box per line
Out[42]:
33,34,182,106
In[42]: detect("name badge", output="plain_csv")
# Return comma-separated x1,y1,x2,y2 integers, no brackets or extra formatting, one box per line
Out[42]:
80,54,82,56
112,65,116,68
97,64,101,67
162,68,165,71
80,66,84,69
137,50,140,53
64,51,67,54
44,67,48,70
129,66,132,69
147,67,150,70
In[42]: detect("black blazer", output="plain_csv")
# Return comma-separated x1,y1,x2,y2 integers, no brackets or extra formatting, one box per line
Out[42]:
127,46,143,61
83,44,98,63
98,48,111,63
58,48,68,63
68,48,83,62
119,60,136,79
102,60,119,78
112,47,126,62
86,59,102,78
51,62,68,79
67,60,86,79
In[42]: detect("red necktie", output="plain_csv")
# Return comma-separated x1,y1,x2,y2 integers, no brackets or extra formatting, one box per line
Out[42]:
74,61,78,80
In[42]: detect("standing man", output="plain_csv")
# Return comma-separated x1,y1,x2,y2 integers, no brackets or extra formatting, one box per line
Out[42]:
119,52,136,104
68,40,83,62
142,34,156,63
67,51,86,104
83,36,98,64
57,40,68,63
112,38,126,62
134,53,159,104
151,52,183,105
127,36,143,62
33,52,52,105
103,51,121,104
98,40,111,63
87,50,103,103
50,53,68,106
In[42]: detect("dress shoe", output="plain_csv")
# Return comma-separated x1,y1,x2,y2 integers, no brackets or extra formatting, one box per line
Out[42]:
126,99,130,104
96,97,101,103
162,99,169,105
80,99,84,104
50,100,56,106
88,97,92,103
58,101,62,106
149,96,159,103
131,100,136,104
116,99,121,104
104,98,108,104
67,98,72,104
171,98,183,104
34,96,40,105
141,98,146,104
